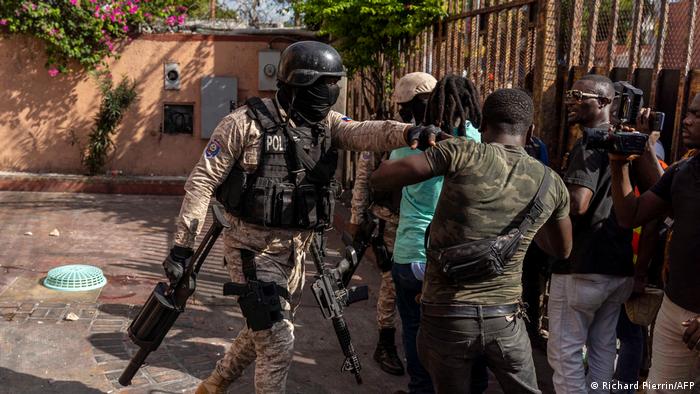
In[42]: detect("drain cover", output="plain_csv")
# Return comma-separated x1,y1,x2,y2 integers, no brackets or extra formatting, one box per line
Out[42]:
44,264,107,292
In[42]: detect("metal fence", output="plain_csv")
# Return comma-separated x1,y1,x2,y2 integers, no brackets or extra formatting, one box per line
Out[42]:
344,0,700,180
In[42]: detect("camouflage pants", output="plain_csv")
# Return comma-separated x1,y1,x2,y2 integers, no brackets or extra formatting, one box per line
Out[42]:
377,222,397,330
214,232,307,394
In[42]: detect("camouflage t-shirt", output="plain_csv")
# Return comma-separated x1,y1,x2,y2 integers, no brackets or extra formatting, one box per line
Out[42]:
422,138,570,305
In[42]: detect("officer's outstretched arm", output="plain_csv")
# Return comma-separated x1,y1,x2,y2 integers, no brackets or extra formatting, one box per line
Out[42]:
173,116,244,248
328,111,409,152
370,153,433,190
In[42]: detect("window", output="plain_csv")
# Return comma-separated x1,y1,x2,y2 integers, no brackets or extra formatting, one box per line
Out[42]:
163,104,194,135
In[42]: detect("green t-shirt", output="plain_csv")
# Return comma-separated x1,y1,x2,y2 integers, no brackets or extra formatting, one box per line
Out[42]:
422,138,570,305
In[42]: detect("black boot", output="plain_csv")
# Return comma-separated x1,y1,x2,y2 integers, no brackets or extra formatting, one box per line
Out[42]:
374,328,405,376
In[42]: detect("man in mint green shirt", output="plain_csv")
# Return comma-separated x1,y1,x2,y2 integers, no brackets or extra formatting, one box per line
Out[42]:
390,75,485,394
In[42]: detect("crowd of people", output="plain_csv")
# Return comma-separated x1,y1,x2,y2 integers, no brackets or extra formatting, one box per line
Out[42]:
160,41,699,394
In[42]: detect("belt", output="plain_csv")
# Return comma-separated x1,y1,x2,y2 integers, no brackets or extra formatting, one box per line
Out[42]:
421,302,520,318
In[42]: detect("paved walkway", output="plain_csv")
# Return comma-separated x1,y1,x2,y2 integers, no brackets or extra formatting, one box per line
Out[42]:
0,191,553,393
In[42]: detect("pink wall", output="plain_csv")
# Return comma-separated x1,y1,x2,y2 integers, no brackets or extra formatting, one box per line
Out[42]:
0,33,301,176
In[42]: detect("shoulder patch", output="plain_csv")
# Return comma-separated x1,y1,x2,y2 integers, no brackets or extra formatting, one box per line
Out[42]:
205,139,222,159
341,115,353,122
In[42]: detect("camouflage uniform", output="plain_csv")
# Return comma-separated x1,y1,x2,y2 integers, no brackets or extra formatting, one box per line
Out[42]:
350,151,399,330
175,98,409,393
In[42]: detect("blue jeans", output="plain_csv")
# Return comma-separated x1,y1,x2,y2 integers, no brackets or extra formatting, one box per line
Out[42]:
614,307,644,392
392,263,489,394
393,263,434,394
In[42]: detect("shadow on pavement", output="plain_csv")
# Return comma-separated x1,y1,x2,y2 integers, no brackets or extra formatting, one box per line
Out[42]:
0,367,104,394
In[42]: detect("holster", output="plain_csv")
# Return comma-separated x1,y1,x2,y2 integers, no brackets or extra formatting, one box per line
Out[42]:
223,249,290,331
371,220,392,273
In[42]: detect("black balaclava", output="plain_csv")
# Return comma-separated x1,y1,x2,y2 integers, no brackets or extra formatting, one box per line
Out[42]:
278,80,340,125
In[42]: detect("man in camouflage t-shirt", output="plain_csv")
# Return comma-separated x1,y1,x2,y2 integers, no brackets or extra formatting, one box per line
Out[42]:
371,89,572,393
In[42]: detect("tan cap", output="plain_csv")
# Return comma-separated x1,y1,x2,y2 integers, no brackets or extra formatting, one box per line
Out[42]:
393,72,437,104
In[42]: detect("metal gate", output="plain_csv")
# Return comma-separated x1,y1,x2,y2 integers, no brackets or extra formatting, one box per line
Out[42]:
344,0,700,178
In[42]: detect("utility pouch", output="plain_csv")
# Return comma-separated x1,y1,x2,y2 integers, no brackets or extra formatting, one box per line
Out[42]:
431,229,523,282
273,183,296,226
232,280,286,331
295,183,318,229
215,168,247,213
316,182,336,228
241,178,275,226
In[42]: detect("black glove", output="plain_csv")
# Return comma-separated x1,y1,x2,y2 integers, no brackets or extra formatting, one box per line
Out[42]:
404,124,451,151
162,245,194,285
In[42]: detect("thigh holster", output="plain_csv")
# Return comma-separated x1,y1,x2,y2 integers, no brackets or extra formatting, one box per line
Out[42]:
223,249,290,331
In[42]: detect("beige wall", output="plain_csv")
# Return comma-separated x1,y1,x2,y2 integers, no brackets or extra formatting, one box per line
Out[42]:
0,33,303,176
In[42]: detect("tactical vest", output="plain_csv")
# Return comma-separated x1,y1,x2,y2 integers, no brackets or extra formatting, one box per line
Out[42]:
370,152,401,214
215,97,338,230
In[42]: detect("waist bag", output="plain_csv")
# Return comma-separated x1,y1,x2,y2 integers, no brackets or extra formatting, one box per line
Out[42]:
427,167,551,283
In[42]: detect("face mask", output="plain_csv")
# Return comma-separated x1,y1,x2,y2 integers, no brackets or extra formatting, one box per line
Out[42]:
291,82,341,124
410,96,428,125
398,104,414,123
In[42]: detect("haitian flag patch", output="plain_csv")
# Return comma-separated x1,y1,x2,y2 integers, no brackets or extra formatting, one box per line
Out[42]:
341,115,353,122
205,139,222,159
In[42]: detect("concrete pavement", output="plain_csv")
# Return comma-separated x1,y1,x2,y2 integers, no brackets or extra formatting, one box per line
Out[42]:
0,191,553,393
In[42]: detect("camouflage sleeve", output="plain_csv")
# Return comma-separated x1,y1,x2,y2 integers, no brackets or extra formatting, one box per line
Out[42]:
173,114,245,248
424,137,479,177
551,172,571,221
327,111,409,152
350,152,376,224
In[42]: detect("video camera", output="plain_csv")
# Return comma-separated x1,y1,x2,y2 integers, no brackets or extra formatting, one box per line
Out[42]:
581,81,665,155
582,128,649,155
613,81,665,130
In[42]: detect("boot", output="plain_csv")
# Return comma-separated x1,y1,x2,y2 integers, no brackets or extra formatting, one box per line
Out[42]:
373,327,405,376
195,370,233,394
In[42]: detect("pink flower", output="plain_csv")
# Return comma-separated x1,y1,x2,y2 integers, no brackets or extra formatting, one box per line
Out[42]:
0,19,7,26
177,14,185,25
48,68,59,77
69,0,77,5
144,12,152,19
166,15,176,26
122,25,128,32
128,5,138,14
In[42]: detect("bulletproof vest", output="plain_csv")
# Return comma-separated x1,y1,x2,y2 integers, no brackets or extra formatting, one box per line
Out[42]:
370,152,401,214
215,97,338,229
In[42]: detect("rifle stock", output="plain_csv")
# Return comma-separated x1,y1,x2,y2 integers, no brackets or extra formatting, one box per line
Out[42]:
118,205,230,386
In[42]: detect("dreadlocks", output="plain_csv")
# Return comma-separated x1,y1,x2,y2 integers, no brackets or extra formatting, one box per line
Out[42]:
426,75,482,136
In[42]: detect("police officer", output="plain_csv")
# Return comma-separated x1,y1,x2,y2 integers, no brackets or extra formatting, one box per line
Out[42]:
160,41,441,394
349,72,437,376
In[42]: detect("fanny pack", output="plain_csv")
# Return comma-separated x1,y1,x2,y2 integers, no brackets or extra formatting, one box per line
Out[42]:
426,167,551,283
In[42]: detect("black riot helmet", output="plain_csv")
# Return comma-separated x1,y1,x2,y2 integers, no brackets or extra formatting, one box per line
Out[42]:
277,41,346,87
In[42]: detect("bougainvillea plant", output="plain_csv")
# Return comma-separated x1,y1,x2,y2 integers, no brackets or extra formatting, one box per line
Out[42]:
0,0,194,76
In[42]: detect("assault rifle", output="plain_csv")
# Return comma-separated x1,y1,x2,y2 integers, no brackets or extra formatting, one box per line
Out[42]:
119,205,230,386
309,232,368,384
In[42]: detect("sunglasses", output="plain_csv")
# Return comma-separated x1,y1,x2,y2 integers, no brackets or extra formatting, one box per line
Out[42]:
565,90,610,102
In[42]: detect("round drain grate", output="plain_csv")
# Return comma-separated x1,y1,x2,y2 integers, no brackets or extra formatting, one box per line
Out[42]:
44,264,107,292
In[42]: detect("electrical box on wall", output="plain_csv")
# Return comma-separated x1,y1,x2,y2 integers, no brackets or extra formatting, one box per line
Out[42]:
201,76,238,139
164,63,181,90
258,49,281,91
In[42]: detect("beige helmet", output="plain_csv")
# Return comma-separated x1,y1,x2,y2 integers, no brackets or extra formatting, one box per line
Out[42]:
625,287,664,326
393,72,437,104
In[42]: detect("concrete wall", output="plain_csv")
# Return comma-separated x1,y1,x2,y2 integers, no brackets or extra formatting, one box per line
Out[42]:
0,33,306,176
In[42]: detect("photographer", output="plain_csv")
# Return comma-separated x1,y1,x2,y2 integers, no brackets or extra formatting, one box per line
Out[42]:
546,75,663,393
609,92,700,393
